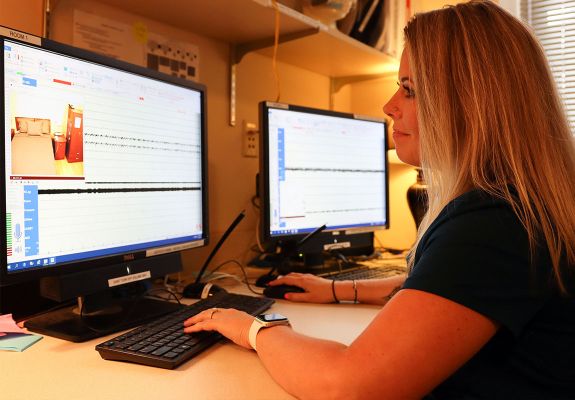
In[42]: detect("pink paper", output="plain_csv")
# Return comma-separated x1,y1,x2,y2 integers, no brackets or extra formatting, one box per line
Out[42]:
0,314,27,334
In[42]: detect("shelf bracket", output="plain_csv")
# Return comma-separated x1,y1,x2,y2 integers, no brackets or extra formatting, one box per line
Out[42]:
329,72,396,110
229,28,318,126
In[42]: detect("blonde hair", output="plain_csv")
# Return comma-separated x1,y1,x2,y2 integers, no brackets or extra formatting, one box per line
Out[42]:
405,0,575,293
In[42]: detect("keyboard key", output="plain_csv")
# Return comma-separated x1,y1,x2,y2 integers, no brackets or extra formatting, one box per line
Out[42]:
151,346,173,356
139,345,158,354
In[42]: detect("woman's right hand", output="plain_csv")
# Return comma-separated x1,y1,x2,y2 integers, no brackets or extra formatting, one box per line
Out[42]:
267,273,335,303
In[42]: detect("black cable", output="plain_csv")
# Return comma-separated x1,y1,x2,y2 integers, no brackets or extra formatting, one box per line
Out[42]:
205,259,242,276
235,260,265,296
144,287,182,304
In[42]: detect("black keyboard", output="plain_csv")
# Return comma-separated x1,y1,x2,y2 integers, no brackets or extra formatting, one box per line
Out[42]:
321,265,405,281
95,292,274,369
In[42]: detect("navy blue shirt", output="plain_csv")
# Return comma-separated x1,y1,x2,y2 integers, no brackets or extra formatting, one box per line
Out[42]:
403,190,575,399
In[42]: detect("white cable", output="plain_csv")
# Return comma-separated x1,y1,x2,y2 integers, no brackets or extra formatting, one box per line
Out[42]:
255,212,265,253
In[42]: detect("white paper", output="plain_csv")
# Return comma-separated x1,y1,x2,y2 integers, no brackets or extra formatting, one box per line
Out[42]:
73,9,144,64
73,9,200,80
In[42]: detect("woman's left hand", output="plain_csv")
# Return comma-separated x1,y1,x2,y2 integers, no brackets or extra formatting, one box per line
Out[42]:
183,308,254,350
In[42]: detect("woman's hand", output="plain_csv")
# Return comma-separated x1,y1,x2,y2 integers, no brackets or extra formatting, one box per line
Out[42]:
268,273,335,303
183,308,254,349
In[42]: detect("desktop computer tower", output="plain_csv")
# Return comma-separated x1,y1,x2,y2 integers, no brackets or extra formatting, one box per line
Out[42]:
65,105,83,163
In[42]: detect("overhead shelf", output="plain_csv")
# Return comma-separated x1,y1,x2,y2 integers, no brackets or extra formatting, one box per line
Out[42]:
96,0,399,77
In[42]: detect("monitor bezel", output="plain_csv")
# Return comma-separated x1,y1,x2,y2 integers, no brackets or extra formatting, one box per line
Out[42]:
259,100,389,252
0,27,210,287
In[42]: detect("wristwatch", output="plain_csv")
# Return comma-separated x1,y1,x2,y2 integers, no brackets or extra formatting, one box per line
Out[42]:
248,313,290,351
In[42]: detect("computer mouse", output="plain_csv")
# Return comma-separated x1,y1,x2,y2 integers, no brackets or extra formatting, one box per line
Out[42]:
263,284,305,299
255,273,278,288
182,282,227,299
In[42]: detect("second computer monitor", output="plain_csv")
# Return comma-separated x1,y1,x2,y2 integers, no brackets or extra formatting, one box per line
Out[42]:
260,101,389,270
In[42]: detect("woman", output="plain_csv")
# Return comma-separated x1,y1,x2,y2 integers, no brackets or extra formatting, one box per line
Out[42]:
184,1,575,398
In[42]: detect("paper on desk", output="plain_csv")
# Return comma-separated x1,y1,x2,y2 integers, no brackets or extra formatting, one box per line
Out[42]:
0,333,43,351
0,314,43,351
0,313,27,336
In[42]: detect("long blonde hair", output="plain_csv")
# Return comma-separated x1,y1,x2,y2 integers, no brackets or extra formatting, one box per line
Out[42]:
406,1,575,293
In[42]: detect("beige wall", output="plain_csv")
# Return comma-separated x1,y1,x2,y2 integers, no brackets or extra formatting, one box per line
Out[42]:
2,0,435,275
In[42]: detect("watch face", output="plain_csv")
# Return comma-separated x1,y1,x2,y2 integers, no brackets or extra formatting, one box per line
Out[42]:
258,313,288,322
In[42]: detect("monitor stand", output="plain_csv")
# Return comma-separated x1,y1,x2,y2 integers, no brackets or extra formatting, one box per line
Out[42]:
24,294,181,342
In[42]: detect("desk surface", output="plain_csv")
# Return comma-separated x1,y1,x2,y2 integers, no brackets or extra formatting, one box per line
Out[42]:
2,281,382,400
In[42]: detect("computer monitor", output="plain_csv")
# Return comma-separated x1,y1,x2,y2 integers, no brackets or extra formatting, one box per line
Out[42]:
259,101,389,274
0,27,208,341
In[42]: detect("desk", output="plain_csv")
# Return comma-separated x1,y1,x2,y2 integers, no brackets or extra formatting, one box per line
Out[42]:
1,281,382,400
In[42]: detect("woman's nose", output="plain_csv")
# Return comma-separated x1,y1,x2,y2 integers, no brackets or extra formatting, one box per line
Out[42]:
383,102,400,120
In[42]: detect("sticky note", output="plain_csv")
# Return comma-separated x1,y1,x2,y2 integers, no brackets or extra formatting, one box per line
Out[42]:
0,333,42,352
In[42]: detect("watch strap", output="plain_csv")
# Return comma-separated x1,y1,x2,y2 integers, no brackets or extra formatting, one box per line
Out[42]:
248,318,263,351
248,316,290,351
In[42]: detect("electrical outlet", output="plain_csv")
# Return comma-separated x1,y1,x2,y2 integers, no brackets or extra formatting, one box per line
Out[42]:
242,121,259,158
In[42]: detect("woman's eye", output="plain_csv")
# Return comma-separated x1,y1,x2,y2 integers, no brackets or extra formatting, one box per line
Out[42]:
403,86,415,98
396,81,415,98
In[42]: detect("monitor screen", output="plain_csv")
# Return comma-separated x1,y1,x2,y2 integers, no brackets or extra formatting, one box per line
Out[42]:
259,101,388,272
0,28,208,341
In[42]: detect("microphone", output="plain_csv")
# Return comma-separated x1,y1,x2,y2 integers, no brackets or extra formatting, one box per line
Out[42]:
182,210,246,299
297,224,327,247
275,223,327,257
